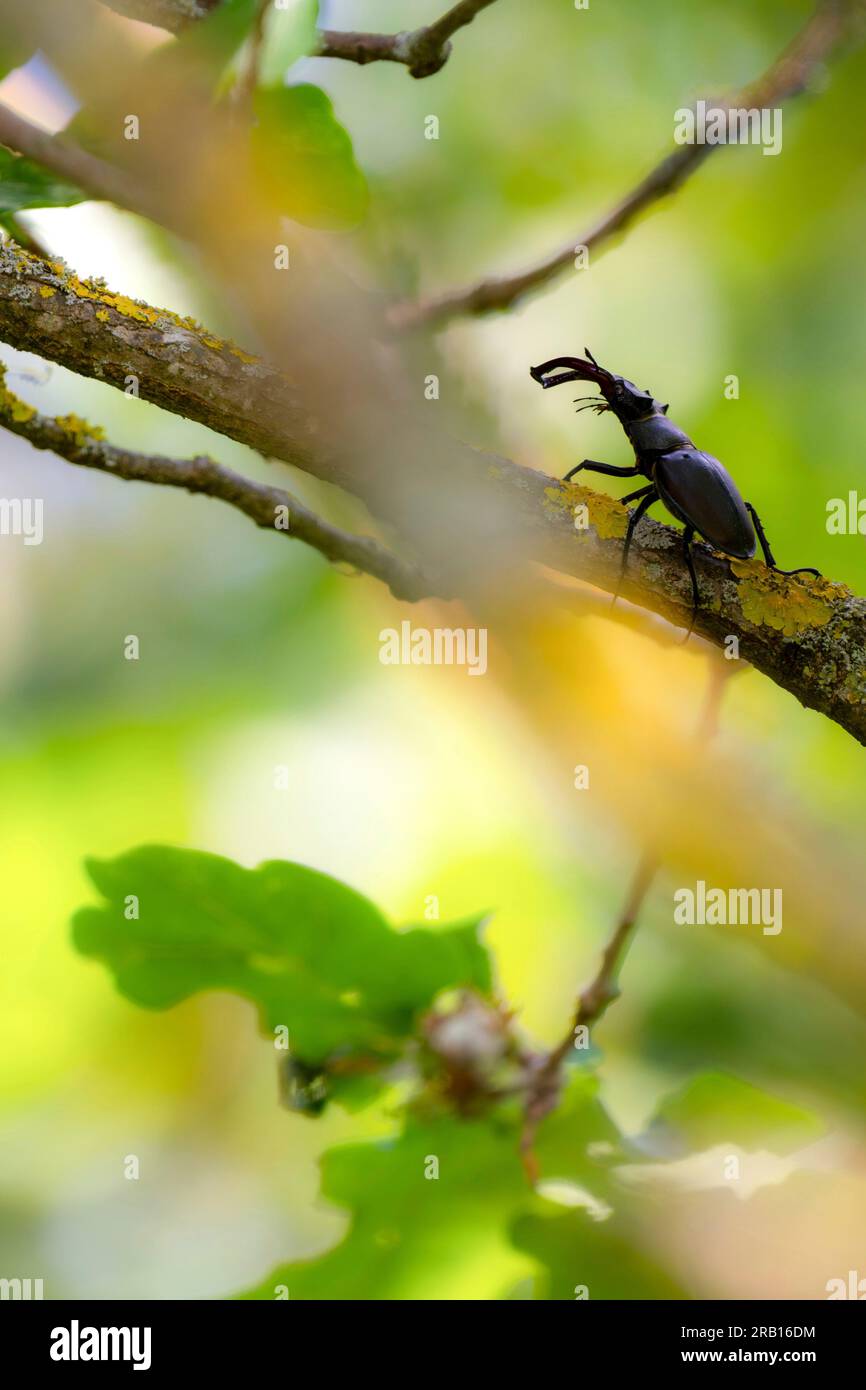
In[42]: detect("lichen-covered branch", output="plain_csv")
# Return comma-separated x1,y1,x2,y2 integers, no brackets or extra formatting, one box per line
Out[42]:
0,364,427,600
0,240,323,468
393,0,862,329
1,242,865,746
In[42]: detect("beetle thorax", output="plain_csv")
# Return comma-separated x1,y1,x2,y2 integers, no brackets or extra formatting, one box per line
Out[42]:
626,413,693,457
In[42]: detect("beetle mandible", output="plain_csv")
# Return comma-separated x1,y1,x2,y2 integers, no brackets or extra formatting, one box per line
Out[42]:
529,349,819,637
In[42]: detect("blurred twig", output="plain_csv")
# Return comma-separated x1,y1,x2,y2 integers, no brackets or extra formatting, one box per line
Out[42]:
0,102,164,227
99,0,218,30
520,660,734,1182
393,0,862,329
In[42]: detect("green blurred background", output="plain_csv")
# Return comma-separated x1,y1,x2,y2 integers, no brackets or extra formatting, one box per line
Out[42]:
1,0,866,1299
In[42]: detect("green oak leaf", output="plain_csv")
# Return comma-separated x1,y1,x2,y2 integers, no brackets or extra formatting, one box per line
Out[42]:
644,1072,823,1156
510,1206,688,1301
638,954,866,1116
251,85,368,228
239,1074,635,1301
72,845,490,1073
0,151,84,214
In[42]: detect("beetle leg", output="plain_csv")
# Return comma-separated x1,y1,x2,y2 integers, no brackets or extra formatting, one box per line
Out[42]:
564,459,640,482
680,526,700,643
745,502,777,565
619,483,656,506
746,503,821,577
611,488,659,610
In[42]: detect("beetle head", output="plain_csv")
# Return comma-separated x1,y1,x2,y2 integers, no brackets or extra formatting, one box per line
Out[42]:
607,376,664,422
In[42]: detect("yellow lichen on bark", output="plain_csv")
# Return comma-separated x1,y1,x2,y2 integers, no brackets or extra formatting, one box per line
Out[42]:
0,364,36,423
3,244,260,366
542,481,629,540
730,558,841,636
0,363,105,445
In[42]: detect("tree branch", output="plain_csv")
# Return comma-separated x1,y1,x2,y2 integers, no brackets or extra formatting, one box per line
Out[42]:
392,0,862,329
317,0,501,79
99,0,501,78
2,242,865,747
0,241,320,466
0,364,427,600
520,849,658,1181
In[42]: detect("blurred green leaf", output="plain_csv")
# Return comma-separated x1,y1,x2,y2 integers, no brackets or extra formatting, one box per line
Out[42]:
511,1206,687,1301
0,151,84,213
638,951,866,1117
72,845,491,1069
252,85,368,228
645,1072,823,1156
241,1115,531,1300
240,1074,629,1300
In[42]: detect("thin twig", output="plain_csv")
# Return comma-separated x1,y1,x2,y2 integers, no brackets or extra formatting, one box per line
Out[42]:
0,7,503,230
99,0,218,31
520,659,734,1180
100,0,501,77
317,0,502,79
0,367,429,601
393,0,861,329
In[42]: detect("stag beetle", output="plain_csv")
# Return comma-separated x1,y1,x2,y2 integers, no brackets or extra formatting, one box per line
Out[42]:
530,349,819,637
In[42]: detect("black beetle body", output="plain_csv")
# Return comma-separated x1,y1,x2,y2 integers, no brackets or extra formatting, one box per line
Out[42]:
655,448,755,559
529,349,818,635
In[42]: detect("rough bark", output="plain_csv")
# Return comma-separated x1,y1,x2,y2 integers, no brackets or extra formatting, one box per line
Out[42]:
1,242,864,745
